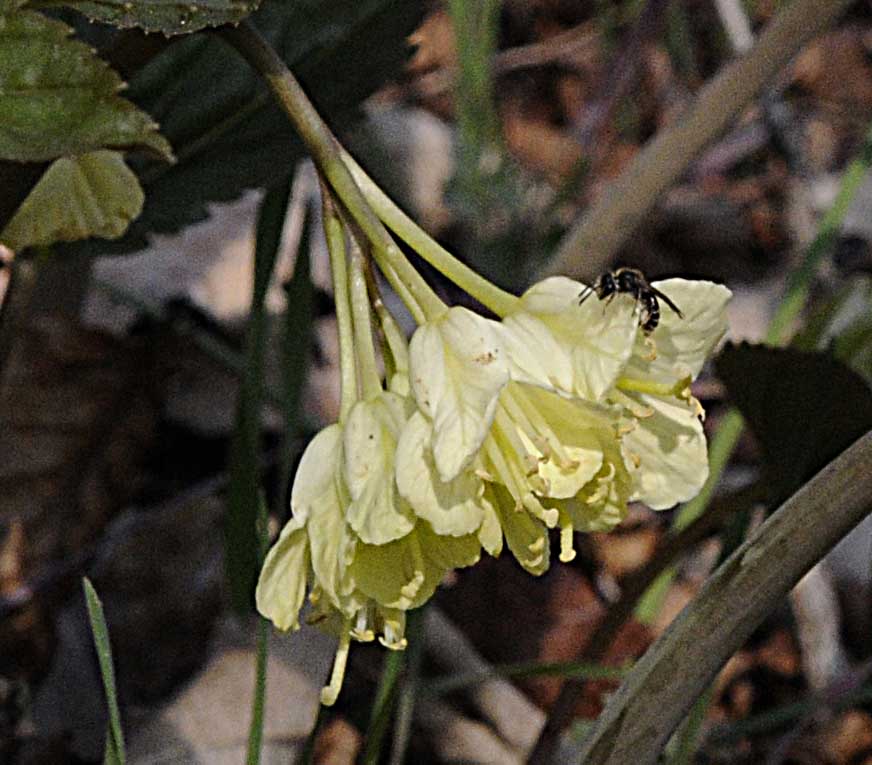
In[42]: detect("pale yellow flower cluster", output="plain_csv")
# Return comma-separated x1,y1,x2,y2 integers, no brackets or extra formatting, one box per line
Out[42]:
256,274,730,705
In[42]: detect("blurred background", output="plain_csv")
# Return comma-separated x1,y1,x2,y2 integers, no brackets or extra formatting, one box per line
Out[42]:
3,0,872,762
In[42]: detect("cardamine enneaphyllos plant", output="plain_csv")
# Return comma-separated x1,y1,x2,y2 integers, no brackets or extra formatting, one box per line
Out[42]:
243,50,733,701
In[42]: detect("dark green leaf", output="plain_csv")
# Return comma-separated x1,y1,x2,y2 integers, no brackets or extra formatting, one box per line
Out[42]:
49,0,260,36
0,8,173,162
1,150,143,250
82,578,126,765
716,343,872,502
74,0,425,253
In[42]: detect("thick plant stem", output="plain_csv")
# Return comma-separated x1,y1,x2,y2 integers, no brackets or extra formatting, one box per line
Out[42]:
573,429,872,765
340,150,519,317
218,22,445,323
545,0,854,280
321,186,358,420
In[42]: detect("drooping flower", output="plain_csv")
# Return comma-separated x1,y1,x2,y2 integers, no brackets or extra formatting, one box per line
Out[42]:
256,388,483,706
400,275,731,574
403,292,638,571
497,275,731,511
408,305,510,483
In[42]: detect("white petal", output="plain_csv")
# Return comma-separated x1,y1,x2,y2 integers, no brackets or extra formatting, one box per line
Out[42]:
290,424,344,524
344,394,416,545
395,411,485,536
410,307,509,481
622,392,709,509
351,523,480,610
297,430,357,611
256,516,309,631
632,279,731,381
504,276,639,401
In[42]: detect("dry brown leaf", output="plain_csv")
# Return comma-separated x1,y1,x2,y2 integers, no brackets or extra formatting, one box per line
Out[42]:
314,715,362,765
590,526,659,579
819,710,872,765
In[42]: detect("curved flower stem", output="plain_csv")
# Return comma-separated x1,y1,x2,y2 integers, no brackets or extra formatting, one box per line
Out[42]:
217,22,446,324
364,257,411,382
348,235,382,400
376,257,424,326
321,183,358,421
340,150,520,317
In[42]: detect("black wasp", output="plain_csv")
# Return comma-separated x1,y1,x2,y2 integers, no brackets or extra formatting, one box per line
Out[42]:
578,267,683,334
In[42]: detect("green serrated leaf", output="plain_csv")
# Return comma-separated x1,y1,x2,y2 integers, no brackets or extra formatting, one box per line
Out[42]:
68,0,425,254
716,343,872,503
54,0,260,36
0,7,174,162
1,150,143,250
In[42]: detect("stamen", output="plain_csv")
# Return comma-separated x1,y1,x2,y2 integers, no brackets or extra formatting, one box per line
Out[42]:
402,535,427,602
378,608,408,650
485,425,531,507
511,387,576,468
522,493,559,528
320,621,352,706
475,467,495,482
610,388,654,418
616,375,688,399
351,606,375,642
559,515,576,563
495,400,541,470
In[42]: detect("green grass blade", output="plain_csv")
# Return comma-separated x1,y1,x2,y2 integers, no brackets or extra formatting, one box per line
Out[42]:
276,200,313,516
225,181,292,614
424,659,627,696
388,610,426,765
82,577,126,765
362,643,406,765
246,494,272,765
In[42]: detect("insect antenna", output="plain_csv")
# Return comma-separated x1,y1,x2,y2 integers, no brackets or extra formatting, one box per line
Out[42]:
649,286,683,318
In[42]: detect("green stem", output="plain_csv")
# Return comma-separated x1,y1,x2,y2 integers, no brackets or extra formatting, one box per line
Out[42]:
364,256,410,383
321,184,358,421
341,149,520,317
218,22,446,323
388,609,426,765
348,235,382,400
362,647,405,765
246,497,272,765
